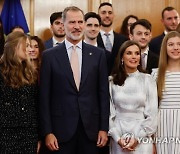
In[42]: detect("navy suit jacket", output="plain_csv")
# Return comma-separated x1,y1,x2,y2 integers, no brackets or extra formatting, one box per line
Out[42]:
97,31,127,75
44,38,53,49
149,33,165,56
39,41,109,143
146,50,159,74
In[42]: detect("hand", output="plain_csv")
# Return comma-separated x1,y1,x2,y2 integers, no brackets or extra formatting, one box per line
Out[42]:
118,138,129,148
45,133,59,151
37,141,41,154
97,131,108,147
123,137,138,151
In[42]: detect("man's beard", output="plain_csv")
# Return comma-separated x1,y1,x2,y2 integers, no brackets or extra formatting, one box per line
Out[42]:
67,32,84,41
101,21,112,27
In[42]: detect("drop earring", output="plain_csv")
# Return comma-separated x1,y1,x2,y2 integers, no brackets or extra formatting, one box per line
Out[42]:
122,60,124,65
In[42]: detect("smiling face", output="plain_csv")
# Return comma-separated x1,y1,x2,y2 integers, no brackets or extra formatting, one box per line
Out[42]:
122,44,141,73
167,36,180,61
129,24,152,49
84,17,100,40
64,10,84,44
29,39,39,59
98,5,114,27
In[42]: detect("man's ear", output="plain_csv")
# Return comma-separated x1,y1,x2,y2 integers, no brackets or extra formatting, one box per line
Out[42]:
129,34,133,40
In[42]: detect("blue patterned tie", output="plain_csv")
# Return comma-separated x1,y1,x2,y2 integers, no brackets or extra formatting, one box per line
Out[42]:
104,33,112,52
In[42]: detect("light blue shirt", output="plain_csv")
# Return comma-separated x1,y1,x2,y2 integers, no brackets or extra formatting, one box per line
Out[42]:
100,29,114,46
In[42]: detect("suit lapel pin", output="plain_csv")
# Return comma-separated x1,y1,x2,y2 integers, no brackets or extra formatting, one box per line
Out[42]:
89,52,92,56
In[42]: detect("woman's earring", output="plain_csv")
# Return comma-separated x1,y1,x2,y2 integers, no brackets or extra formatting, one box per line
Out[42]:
122,60,124,65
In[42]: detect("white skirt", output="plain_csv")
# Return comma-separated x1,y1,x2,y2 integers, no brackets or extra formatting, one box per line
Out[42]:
156,108,180,154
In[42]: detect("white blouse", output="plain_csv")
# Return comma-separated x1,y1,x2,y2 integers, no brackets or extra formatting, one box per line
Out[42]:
109,71,158,142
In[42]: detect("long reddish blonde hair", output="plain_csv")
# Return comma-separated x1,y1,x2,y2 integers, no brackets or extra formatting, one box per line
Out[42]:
0,32,37,88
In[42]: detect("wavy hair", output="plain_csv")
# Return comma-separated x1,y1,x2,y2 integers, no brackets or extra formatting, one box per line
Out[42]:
0,32,37,88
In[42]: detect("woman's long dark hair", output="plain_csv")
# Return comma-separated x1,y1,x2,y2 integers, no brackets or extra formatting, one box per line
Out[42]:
30,35,45,69
120,15,138,38
111,40,144,86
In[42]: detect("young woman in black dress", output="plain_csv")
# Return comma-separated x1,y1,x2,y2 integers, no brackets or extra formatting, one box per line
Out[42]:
0,31,40,153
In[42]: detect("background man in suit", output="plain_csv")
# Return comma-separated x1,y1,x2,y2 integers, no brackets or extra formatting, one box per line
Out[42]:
84,12,101,46
44,12,65,49
97,2,127,75
84,12,111,73
129,19,159,74
39,6,109,154
149,6,180,56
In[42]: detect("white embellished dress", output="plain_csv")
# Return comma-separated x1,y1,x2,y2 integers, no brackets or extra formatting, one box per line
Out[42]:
151,69,180,154
109,71,158,154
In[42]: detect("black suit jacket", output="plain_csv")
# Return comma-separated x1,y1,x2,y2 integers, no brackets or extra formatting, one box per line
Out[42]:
149,33,165,56
39,41,109,143
97,32,127,75
44,38,53,49
146,50,159,74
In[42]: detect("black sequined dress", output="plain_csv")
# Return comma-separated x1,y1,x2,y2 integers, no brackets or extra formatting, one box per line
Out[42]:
0,74,39,154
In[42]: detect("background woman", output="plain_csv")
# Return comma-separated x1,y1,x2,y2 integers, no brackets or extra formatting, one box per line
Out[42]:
29,35,44,71
119,15,138,39
0,32,40,153
109,40,158,154
151,31,180,154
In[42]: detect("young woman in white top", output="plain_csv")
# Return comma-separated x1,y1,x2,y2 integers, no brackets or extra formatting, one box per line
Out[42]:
151,31,180,154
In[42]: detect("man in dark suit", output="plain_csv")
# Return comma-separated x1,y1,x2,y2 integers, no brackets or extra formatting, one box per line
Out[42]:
97,2,127,75
84,12,112,73
129,19,159,74
44,12,65,49
149,6,180,56
39,6,109,154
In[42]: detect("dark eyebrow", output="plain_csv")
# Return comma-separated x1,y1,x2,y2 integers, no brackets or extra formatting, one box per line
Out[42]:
87,23,93,26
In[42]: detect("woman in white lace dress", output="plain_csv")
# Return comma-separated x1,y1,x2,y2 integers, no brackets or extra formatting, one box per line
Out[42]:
109,40,158,154
151,31,180,154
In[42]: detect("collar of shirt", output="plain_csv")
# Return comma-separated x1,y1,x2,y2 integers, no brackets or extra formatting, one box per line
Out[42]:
143,46,149,56
52,37,59,46
164,30,168,35
141,46,149,68
65,38,82,50
100,29,113,36
52,37,64,46
100,29,114,46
